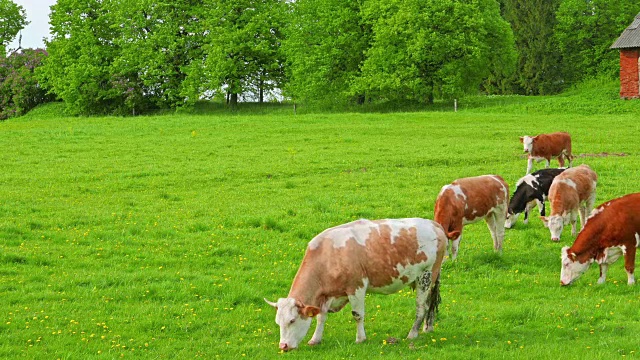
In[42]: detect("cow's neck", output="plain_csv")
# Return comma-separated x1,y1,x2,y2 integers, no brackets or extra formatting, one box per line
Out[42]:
287,261,326,308
570,235,602,263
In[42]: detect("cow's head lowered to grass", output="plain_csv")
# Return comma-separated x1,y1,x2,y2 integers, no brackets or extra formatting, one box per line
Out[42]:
560,246,590,286
264,298,320,351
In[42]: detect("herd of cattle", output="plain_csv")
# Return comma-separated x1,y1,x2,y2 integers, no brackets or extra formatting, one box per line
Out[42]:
265,131,640,351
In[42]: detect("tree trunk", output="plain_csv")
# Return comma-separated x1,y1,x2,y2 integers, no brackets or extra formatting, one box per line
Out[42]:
259,79,264,104
230,93,238,109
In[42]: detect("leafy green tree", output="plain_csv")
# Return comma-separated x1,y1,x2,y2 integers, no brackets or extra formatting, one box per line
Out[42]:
110,0,206,112
191,0,287,108
0,0,28,55
555,0,638,85
283,0,370,104
499,0,562,95
355,0,516,103
39,0,122,115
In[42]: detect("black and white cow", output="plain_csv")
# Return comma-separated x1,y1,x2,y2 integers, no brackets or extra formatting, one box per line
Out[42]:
504,168,565,228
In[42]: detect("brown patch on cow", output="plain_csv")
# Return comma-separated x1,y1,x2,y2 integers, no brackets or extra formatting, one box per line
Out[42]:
568,193,640,271
288,221,435,306
548,165,597,217
434,175,508,239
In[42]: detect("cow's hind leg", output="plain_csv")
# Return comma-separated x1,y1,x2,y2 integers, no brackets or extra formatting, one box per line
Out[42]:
486,211,505,253
348,287,367,343
557,155,565,168
598,263,609,284
408,271,440,339
423,273,441,333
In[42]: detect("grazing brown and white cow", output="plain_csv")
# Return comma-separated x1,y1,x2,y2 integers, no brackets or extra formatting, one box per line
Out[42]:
520,132,573,174
560,193,640,286
434,175,509,260
265,218,447,351
542,164,597,241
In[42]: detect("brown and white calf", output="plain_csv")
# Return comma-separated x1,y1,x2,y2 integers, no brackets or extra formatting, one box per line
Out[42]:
560,193,640,286
265,218,447,351
520,132,573,174
542,165,597,241
434,175,509,260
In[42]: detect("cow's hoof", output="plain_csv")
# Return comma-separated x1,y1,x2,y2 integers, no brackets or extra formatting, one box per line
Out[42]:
308,339,321,346
356,337,367,344
423,325,434,333
407,331,418,339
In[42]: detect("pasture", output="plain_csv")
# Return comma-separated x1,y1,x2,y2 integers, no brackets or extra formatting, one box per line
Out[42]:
1,98,640,359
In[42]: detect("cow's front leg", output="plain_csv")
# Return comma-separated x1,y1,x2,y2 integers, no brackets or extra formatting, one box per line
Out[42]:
536,198,545,216
526,157,533,174
625,248,636,285
348,288,367,343
408,271,432,339
486,212,505,253
308,311,328,345
570,211,578,237
557,155,565,168
450,235,462,261
598,263,608,284
545,158,551,168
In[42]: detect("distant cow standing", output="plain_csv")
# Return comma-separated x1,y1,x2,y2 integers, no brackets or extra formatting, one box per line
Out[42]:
520,132,573,174
505,168,565,228
265,218,447,351
434,175,509,260
542,165,597,241
560,193,640,286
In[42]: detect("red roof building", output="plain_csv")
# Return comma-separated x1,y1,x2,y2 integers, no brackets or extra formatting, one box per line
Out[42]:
611,13,640,99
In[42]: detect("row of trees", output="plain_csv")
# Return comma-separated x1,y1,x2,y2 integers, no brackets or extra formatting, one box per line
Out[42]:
0,0,638,116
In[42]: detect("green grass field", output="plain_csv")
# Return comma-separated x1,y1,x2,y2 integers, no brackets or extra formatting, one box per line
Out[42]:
1,88,640,358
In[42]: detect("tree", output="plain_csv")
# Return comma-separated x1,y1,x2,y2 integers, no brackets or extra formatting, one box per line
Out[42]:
355,0,516,103
555,0,638,86
190,0,287,108
283,0,370,104
498,0,563,95
0,0,28,55
39,0,122,115
110,0,206,112
0,49,53,119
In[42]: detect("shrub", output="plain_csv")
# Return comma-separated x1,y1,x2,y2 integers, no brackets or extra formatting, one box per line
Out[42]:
0,48,54,120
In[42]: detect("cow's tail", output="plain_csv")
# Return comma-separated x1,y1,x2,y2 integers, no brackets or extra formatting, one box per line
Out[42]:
424,272,441,331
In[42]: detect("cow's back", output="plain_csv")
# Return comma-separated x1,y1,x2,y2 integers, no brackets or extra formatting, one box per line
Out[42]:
532,132,571,157
587,193,640,241
549,165,596,207
454,175,509,223
302,219,443,295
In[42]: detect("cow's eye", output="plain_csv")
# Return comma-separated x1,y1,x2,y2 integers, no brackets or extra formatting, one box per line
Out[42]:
289,319,295,324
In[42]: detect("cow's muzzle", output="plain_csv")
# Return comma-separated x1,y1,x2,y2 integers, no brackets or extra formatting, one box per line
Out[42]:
280,343,293,352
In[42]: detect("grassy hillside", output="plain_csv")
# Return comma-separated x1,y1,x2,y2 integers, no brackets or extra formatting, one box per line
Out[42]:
1,89,639,358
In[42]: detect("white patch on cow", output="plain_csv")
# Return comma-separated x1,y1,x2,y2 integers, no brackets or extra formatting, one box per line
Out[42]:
636,233,640,248
516,174,538,189
589,206,605,219
522,136,533,152
559,178,577,189
370,262,428,295
450,185,467,200
598,246,625,265
307,220,374,250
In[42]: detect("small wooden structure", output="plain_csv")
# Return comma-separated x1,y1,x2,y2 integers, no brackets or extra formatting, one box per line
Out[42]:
611,13,640,99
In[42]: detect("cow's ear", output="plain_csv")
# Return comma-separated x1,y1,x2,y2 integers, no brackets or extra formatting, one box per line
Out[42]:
447,230,461,240
519,136,524,143
539,216,549,227
264,298,278,309
300,306,320,318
